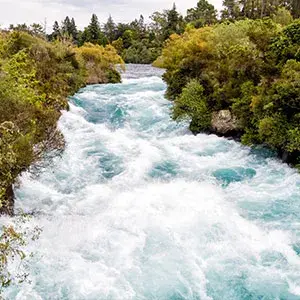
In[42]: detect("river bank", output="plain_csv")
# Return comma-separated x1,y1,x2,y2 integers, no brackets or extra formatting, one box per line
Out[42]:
5,64,300,299
0,31,123,215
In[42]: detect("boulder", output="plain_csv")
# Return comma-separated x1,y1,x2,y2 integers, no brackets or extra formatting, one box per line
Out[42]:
211,110,239,135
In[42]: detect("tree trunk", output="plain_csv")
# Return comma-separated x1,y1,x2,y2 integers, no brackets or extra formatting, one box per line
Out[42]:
261,0,265,18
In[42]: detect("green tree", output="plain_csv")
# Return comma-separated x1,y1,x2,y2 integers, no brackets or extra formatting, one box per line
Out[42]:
104,15,116,43
88,14,105,44
30,23,45,37
112,37,124,55
186,0,218,28
61,16,71,35
138,15,146,39
51,21,61,40
173,79,211,134
164,3,185,39
221,0,240,20
70,18,78,42
61,16,77,42
150,11,168,42
122,29,134,48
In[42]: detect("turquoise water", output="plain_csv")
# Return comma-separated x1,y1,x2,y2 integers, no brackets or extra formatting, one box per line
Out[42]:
7,65,300,299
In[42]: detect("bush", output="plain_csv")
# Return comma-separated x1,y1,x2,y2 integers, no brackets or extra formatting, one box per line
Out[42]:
173,79,211,132
0,31,123,213
156,18,300,166
76,43,124,84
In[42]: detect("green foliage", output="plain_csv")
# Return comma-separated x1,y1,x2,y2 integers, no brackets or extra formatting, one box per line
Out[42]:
77,14,108,46
173,80,211,132
272,7,293,26
19,0,297,65
156,18,300,165
231,81,256,128
221,0,240,20
8,23,45,39
258,115,288,148
220,0,299,20
76,43,124,84
287,127,300,152
51,4,186,64
0,30,123,214
164,3,185,39
270,19,300,65
186,0,218,28
104,15,117,43
122,40,161,64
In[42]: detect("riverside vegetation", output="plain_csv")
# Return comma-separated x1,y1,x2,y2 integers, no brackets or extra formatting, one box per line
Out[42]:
0,30,123,296
1,0,300,295
0,31,123,215
43,0,299,167
154,4,300,168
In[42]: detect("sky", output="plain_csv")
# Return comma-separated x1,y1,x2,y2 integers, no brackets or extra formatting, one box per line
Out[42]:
0,0,223,32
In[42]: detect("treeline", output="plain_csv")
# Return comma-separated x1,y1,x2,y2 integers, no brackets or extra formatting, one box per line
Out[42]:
0,31,123,214
155,10,300,167
49,0,300,64
7,1,300,64
47,6,184,64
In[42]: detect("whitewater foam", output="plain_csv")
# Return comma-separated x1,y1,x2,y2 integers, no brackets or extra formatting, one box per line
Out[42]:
4,64,300,299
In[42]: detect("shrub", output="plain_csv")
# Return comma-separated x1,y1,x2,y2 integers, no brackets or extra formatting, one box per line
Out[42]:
0,31,123,213
156,18,300,166
173,79,211,132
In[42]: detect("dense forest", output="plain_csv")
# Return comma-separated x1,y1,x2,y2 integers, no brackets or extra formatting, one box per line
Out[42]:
154,2,300,168
48,0,299,64
6,0,300,65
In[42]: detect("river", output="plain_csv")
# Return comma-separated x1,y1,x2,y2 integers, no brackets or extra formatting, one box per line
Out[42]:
7,65,300,299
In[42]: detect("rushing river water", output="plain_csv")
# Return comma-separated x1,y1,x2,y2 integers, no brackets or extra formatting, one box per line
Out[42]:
7,65,300,299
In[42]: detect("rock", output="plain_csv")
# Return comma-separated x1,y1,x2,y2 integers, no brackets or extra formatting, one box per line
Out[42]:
0,185,14,216
211,110,239,135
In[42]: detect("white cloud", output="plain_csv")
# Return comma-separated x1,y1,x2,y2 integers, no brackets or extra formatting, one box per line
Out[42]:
0,0,223,32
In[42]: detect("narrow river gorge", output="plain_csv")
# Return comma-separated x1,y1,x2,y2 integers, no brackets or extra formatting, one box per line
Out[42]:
7,65,300,300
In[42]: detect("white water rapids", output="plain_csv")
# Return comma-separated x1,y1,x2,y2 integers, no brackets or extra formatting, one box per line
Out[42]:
5,65,300,299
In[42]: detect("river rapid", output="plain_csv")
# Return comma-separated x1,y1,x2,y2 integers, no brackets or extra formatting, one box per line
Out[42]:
7,65,300,299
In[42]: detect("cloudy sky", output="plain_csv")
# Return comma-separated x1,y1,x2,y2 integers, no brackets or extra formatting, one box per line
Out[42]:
0,0,223,32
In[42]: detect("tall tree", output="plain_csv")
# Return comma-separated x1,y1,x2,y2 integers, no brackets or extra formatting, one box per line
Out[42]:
104,15,116,43
89,14,101,43
52,21,61,40
149,11,168,42
70,18,78,42
164,3,185,39
221,0,240,20
186,0,218,27
138,15,146,38
84,14,107,45
62,16,71,35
